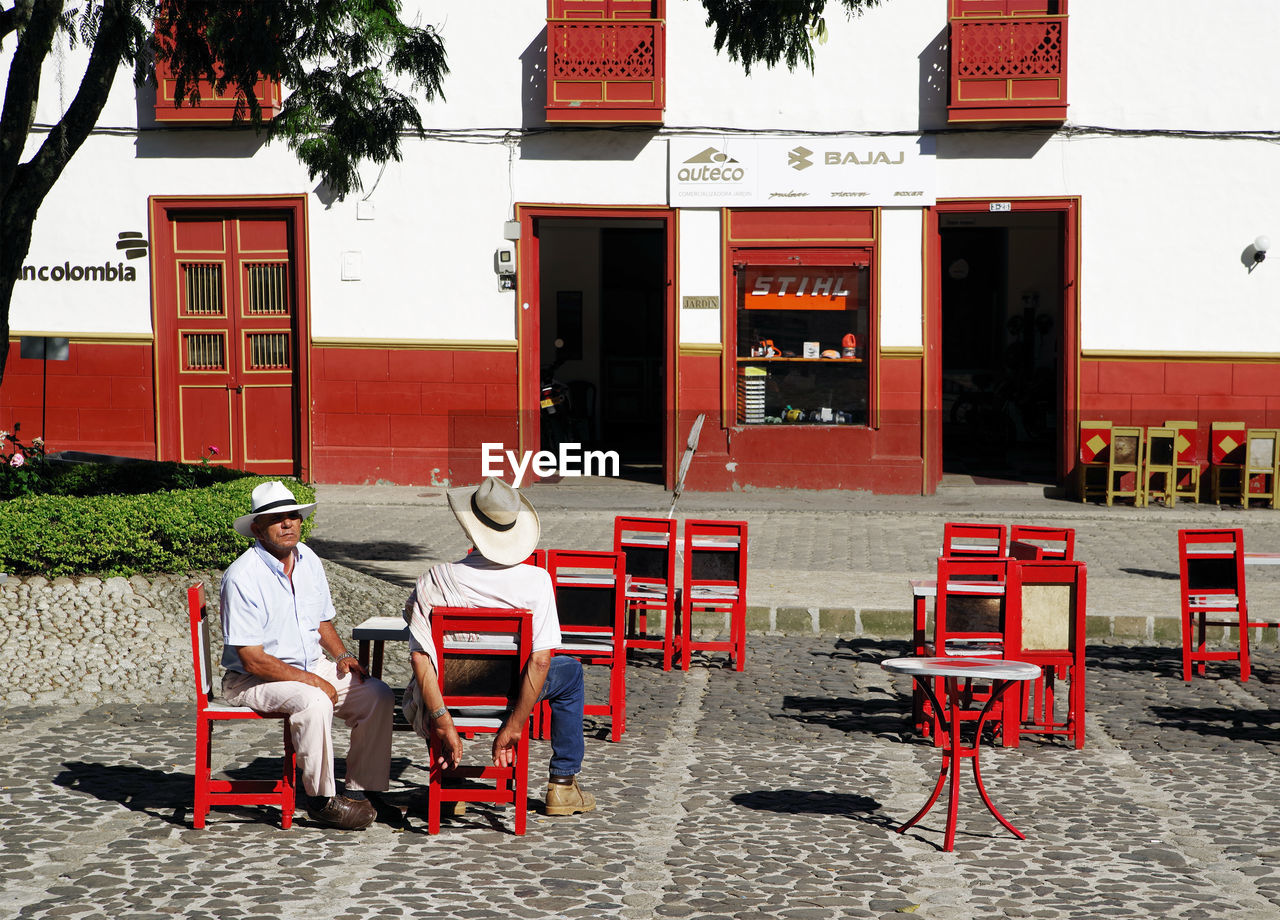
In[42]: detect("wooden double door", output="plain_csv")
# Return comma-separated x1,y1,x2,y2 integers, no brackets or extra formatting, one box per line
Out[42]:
151,199,309,475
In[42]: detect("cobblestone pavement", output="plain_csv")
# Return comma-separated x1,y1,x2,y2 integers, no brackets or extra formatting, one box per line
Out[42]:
5,636,1280,920
308,477,1280,629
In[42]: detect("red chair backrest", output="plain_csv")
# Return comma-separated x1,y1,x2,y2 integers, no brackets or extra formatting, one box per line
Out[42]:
1004,560,1086,659
934,556,1009,653
188,583,215,713
546,549,625,638
683,519,748,594
1009,525,1075,561
524,549,547,569
942,522,1007,558
613,516,676,591
1178,528,1245,605
1166,423,1200,466
430,607,532,704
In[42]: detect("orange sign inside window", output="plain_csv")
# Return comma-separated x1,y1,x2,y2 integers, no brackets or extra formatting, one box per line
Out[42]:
744,269,856,310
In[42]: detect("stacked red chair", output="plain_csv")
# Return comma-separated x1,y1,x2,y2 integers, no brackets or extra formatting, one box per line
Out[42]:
613,516,678,670
678,519,748,671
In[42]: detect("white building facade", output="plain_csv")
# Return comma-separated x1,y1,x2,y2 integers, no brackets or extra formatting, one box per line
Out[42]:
3,0,1278,492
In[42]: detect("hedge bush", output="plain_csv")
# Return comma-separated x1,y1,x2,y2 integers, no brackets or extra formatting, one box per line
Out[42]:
0,476,316,577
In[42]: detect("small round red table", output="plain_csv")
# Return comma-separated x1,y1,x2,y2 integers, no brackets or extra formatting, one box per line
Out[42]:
882,656,1041,852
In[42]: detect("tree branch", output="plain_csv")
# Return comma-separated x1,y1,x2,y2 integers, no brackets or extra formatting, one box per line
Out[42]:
0,0,62,200
0,5,19,45
14,0,133,214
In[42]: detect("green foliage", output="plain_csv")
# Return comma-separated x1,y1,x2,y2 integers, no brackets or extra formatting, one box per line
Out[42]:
0,454,250,501
701,0,883,74
0,476,316,577
153,0,449,199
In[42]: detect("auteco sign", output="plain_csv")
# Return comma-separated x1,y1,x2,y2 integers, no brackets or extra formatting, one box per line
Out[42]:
669,136,935,208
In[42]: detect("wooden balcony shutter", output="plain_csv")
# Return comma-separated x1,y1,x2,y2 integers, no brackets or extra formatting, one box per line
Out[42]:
947,0,1068,124
153,8,283,124
545,0,665,125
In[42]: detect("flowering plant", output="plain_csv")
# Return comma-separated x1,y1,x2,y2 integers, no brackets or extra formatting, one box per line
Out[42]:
200,444,221,466
0,423,48,498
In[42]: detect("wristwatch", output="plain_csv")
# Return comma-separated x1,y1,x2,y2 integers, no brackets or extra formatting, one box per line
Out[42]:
428,705,448,721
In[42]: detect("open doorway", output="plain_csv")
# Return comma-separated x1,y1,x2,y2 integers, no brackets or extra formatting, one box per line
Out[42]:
536,218,667,482
939,210,1064,483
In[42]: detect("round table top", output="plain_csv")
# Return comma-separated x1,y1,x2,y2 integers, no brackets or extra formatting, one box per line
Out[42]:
881,656,1041,681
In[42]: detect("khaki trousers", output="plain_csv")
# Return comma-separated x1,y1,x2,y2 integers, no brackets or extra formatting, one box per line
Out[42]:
223,659,394,798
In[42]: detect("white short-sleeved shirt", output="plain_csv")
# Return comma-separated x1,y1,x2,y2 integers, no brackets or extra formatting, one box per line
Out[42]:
408,555,561,666
220,541,335,673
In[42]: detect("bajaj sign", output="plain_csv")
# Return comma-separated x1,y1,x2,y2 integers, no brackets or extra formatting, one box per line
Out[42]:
669,136,935,207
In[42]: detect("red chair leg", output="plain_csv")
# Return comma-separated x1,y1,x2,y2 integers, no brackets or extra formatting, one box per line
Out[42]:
193,717,211,829
281,721,296,829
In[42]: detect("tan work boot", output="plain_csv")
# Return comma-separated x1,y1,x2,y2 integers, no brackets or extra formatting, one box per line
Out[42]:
544,778,596,816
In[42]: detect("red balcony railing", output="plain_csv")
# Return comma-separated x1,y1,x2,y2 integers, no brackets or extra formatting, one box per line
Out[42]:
546,18,665,124
948,3,1068,124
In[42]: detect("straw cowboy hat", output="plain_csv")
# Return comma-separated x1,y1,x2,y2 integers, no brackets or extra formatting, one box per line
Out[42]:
447,476,540,565
234,480,317,538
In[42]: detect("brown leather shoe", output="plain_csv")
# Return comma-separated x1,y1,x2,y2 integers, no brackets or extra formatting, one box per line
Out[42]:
544,779,596,816
306,795,376,830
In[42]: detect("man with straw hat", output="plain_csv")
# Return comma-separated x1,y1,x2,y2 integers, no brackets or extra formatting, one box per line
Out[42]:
221,480,394,830
402,476,596,816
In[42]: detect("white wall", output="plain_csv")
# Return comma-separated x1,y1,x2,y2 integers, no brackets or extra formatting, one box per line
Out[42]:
4,0,1279,355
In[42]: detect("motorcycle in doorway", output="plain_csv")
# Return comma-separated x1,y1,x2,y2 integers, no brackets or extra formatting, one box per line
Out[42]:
541,338,572,453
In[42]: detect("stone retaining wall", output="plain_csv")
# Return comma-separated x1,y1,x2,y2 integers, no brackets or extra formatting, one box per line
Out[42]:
0,565,1224,706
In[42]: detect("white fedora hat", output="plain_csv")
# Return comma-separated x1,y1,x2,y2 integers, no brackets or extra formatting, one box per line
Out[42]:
234,480,317,538
446,476,540,566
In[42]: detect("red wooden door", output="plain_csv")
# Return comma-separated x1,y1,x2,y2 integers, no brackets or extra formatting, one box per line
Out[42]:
164,214,297,473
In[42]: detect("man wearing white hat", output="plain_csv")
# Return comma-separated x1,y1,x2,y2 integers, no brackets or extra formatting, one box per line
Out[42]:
220,480,394,830
402,476,596,816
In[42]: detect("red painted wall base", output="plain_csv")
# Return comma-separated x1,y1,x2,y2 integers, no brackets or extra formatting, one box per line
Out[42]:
0,339,156,459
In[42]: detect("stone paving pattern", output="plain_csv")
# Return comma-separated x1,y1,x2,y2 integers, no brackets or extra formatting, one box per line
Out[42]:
5,637,1280,920
6,478,1280,919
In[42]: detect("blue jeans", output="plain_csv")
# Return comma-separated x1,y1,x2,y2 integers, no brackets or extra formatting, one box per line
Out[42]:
537,655,585,776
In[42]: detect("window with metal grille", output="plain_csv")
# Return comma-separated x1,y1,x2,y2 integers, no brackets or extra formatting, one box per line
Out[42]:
248,332,290,369
184,333,226,370
245,262,290,314
182,263,225,315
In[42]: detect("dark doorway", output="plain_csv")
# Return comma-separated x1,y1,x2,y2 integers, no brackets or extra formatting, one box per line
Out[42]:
537,220,667,483
940,212,1063,483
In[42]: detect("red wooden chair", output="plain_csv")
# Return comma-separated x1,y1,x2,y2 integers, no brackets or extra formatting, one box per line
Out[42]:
1178,530,1252,681
525,549,547,568
188,583,296,829
920,556,1009,742
1002,560,1087,749
941,522,1006,558
427,606,533,835
1009,525,1075,561
678,519,748,671
613,515,678,670
542,549,627,741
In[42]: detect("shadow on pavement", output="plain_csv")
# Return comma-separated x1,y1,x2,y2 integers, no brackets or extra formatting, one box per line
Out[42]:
779,695,910,736
1146,705,1280,745
731,789,893,825
54,762,195,827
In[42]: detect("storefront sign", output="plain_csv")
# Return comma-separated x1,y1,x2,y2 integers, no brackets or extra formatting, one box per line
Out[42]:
682,295,720,310
745,270,852,311
669,137,935,208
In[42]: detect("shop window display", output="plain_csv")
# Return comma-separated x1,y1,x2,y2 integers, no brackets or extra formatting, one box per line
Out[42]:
735,261,870,426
